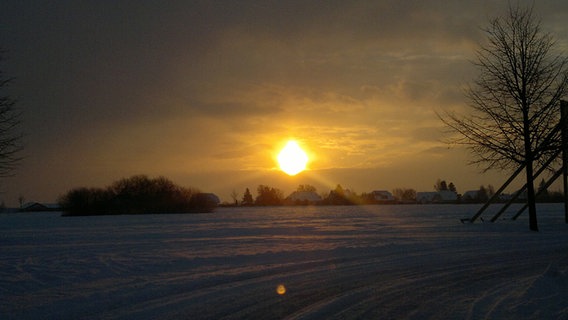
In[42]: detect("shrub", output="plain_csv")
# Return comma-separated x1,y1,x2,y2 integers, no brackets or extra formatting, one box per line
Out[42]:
59,175,205,216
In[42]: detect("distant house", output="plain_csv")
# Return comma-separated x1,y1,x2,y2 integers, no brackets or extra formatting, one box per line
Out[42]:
438,190,458,202
371,190,395,203
21,202,61,212
189,193,220,212
203,193,220,205
462,190,477,200
286,191,322,205
462,190,481,202
416,192,439,204
512,189,527,200
416,190,458,204
463,190,496,203
499,193,513,202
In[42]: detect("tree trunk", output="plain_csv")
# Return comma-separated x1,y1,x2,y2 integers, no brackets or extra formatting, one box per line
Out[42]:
523,98,538,231
525,159,539,231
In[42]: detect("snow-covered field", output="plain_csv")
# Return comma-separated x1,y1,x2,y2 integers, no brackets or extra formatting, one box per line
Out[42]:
2,204,568,319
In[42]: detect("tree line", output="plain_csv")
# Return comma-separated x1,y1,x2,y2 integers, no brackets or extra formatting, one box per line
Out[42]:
58,175,216,216
229,177,566,207
56,174,566,215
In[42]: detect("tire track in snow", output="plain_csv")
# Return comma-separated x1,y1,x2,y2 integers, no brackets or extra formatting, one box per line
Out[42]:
97,248,402,319
282,249,563,319
107,245,549,319
3,205,568,319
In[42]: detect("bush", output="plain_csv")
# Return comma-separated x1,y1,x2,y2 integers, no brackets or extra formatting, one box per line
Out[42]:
255,185,283,206
59,175,207,216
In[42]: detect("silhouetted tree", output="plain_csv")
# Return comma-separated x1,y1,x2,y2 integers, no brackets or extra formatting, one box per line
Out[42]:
242,188,254,206
59,175,201,215
537,178,550,202
359,192,375,204
18,194,24,208
448,182,457,193
255,185,283,206
440,5,568,231
326,184,355,205
478,186,489,202
487,184,495,197
434,179,449,191
334,184,345,196
58,187,113,215
230,189,239,205
0,50,22,177
392,188,417,202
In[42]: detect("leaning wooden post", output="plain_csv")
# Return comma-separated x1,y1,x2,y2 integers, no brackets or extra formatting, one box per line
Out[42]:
469,164,524,223
562,100,568,224
490,149,561,222
512,167,563,220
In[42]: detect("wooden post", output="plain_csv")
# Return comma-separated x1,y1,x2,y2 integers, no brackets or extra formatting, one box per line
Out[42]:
470,116,563,223
561,100,568,224
512,167,563,220
490,149,561,222
469,164,524,223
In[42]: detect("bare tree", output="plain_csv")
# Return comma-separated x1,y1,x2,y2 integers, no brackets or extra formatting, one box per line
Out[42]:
230,189,239,205
440,5,568,231
0,50,22,177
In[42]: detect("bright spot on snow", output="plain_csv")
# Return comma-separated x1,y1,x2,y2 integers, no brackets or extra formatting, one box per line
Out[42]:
276,284,286,295
277,140,308,176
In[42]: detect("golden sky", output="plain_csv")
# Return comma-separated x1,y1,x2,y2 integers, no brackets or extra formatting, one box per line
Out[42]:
1,1,567,204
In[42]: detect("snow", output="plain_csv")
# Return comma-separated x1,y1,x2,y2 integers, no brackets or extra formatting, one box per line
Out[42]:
1,204,568,319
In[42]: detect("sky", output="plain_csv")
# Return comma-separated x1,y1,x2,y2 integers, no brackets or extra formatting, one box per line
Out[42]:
1,1,567,205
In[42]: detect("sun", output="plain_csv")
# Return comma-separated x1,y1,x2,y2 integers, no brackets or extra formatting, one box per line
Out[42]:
277,141,308,176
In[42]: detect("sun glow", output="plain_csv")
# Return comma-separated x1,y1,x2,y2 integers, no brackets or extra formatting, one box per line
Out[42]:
277,141,308,176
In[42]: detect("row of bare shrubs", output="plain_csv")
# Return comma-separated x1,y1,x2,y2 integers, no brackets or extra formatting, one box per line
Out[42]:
58,175,214,216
